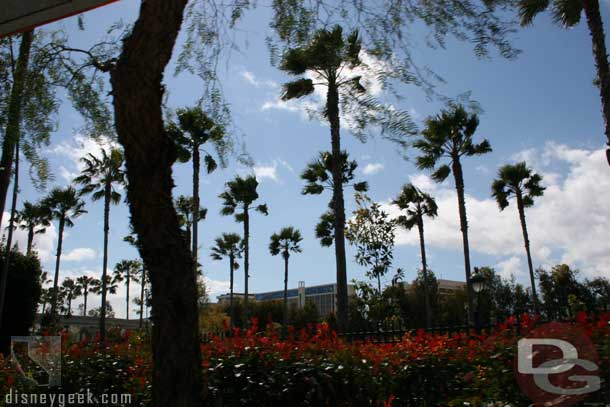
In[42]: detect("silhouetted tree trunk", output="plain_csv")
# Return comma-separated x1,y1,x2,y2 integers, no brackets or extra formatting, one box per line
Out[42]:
110,1,203,405
126,271,130,320
417,215,432,329
229,252,235,329
243,207,250,325
327,74,349,332
0,31,33,227
582,0,610,163
452,158,475,325
192,143,200,274
282,250,289,338
516,191,539,314
26,226,34,256
99,182,110,341
50,216,65,318
83,291,88,316
139,264,145,329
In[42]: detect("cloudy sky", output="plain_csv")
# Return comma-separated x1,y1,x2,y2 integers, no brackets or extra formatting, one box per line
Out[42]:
4,1,610,318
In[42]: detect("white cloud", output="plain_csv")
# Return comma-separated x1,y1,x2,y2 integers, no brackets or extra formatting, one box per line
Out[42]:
204,277,230,298
387,144,610,279
62,247,97,262
1,212,57,262
253,164,278,182
362,163,384,175
241,70,278,88
497,256,523,280
50,134,119,183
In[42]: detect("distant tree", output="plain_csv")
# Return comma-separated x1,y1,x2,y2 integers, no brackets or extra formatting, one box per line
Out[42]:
170,106,226,275
517,0,610,159
60,277,81,317
210,233,242,329
585,277,610,312
393,183,438,328
269,227,303,337
537,264,589,319
219,175,268,324
175,195,207,259
74,147,124,340
407,269,440,328
346,193,396,294
113,260,142,320
415,104,492,325
492,161,545,313
88,302,115,319
13,201,52,255
301,151,368,247
42,187,86,319
75,275,96,316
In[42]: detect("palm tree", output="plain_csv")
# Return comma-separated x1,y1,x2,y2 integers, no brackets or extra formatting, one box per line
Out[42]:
210,233,243,329
74,147,124,341
219,175,268,324
92,275,119,308
123,228,148,329
269,227,303,337
14,201,51,255
280,26,368,330
393,183,438,328
61,277,81,317
175,195,207,263
518,0,610,160
414,105,491,325
170,106,225,274
492,161,545,313
113,259,142,320
76,275,96,316
42,186,86,318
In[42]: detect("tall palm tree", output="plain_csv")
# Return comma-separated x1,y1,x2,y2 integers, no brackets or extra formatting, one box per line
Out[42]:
219,175,268,324
113,259,142,320
74,147,124,341
210,233,243,329
76,275,96,316
269,227,303,337
393,183,438,328
414,105,491,325
42,186,86,318
91,275,119,308
280,26,371,331
492,161,545,313
518,0,610,160
175,195,207,263
123,228,148,329
14,201,52,255
61,277,81,317
170,106,225,275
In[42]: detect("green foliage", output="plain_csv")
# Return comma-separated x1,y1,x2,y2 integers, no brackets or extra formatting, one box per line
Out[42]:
269,227,303,258
41,186,87,228
219,175,268,221
175,195,207,233
73,147,125,204
518,0,582,28
0,248,42,353
346,194,396,290
210,233,243,265
393,183,438,230
491,161,545,210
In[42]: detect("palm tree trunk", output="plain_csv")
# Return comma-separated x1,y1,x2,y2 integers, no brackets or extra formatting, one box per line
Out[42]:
100,183,111,342
126,273,130,320
50,216,65,317
516,192,539,314
26,226,35,255
83,292,88,316
110,0,203,403
417,215,432,329
377,274,382,294
192,144,200,275
451,158,475,326
0,31,33,227
327,75,349,332
139,265,145,329
68,295,72,316
582,0,610,159
0,141,20,328
283,251,289,339
243,207,250,326
229,253,235,330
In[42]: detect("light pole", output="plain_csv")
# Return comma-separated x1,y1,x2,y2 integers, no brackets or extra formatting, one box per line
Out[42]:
470,270,487,332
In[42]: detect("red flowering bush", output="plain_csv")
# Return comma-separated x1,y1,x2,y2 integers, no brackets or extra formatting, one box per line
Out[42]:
1,314,608,406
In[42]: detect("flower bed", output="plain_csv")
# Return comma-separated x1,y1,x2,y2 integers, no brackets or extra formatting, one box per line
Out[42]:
1,313,609,406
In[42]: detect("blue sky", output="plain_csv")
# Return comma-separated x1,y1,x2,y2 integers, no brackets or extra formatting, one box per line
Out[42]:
5,1,610,318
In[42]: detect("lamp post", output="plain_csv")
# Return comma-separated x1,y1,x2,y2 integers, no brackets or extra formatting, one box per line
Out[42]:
470,270,487,332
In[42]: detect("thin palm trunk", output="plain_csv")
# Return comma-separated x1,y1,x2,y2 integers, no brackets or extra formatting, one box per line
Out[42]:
0,142,20,328
582,0,610,155
110,0,203,401
327,76,349,332
229,252,235,330
100,183,111,341
516,192,539,314
192,144,200,275
417,215,432,329
0,31,33,227
452,158,475,325
67,295,72,316
83,291,88,316
26,226,34,256
50,216,65,317
243,208,250,326
282,250,289,338
139,265,145,329
126,273,130,320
